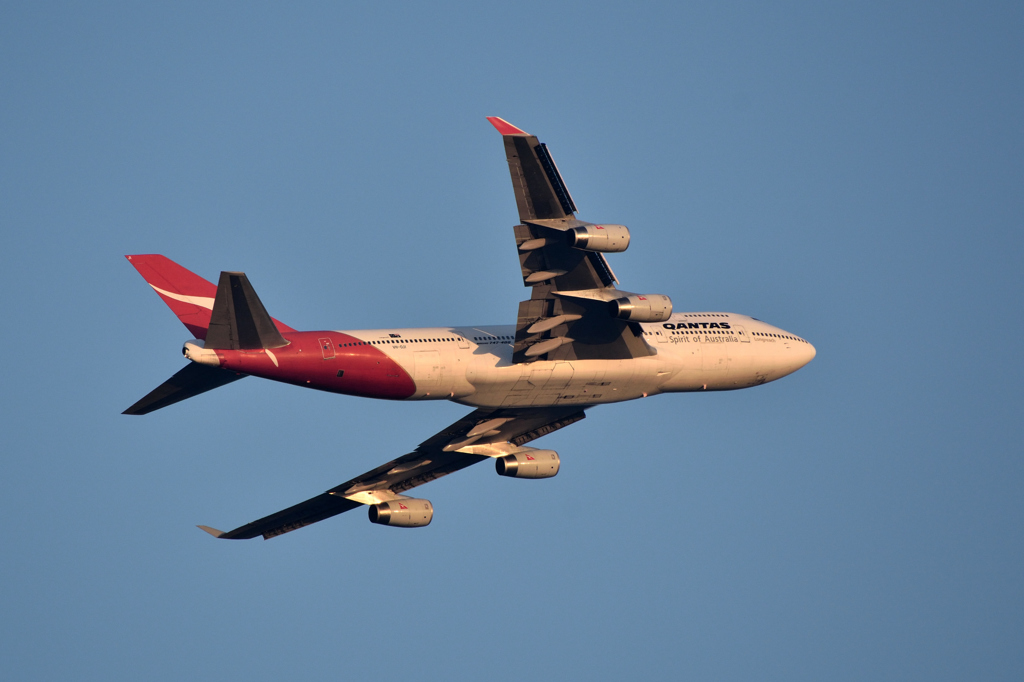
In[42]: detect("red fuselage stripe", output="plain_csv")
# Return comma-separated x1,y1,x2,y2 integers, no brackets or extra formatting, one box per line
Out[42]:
216,332,416,400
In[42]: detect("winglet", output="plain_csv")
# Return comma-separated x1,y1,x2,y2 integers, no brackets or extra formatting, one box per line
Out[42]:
197,525,227,538
487,116,528,135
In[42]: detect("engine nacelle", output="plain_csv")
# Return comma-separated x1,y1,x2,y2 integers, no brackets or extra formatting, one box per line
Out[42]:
368,498,433,527
608,294,673,322
566,224,630,253
182,339,221,367
495,449,560,479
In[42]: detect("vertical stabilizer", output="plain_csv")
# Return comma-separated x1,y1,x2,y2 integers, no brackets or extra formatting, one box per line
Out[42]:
125,255,218,339
126,255,296,339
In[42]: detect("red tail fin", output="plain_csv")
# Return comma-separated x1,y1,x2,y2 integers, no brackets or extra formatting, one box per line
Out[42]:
126,255,295,339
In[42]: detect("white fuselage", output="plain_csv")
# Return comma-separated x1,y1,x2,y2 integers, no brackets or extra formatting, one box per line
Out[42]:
337,312,816,408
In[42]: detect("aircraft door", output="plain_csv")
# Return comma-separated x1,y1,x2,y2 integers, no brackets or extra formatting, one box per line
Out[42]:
733,325,751,343
318,337,336,359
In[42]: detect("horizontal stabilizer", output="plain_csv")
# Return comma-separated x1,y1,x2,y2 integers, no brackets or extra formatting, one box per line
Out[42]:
205,272,289,350
123,363,246,415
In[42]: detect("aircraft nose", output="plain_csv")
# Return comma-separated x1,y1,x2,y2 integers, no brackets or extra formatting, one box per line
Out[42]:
778,338,816,378
799,340,817,368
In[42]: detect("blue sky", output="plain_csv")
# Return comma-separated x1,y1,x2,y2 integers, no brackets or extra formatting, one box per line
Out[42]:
2,2,1022,680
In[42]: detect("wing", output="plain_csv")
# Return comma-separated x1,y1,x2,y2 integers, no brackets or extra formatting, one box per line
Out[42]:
123,363,246,415
486,117,655,363
199,406,586,540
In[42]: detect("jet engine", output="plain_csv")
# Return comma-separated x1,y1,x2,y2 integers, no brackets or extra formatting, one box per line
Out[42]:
566,224,630,253
368,498,433,527
496,449,560,479
608,294,673,322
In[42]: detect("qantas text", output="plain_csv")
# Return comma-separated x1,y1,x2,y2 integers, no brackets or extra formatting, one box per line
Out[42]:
662,322,731,330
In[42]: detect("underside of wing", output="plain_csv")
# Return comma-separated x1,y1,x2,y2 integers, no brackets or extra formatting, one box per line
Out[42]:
199,494,361,540
487,117,659,363
200,406,586,540
123,363,246,415
487,116,577,222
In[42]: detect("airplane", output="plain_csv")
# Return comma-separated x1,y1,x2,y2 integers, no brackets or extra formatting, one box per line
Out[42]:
123,117,816,540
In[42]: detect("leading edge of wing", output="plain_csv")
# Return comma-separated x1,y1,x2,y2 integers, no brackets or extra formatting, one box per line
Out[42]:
197,493,362,540
199,406,587,540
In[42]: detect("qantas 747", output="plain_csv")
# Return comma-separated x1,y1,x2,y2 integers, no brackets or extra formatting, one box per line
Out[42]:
124,117,816,539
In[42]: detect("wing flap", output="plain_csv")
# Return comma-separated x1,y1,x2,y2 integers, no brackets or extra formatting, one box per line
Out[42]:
512,290,652,362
